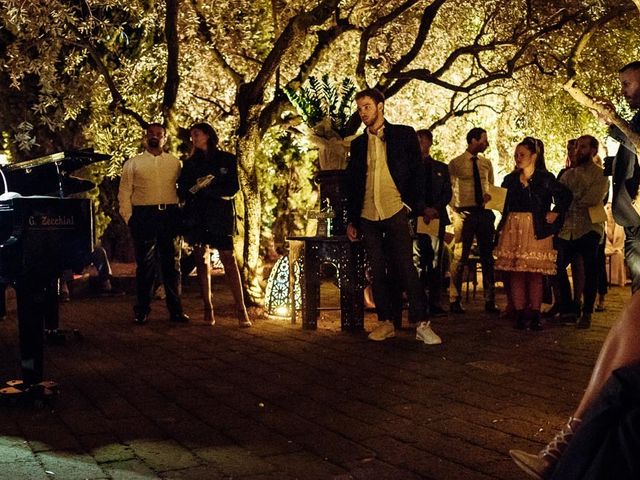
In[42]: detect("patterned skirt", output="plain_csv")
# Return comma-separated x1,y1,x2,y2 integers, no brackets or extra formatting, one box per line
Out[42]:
494,212,557,275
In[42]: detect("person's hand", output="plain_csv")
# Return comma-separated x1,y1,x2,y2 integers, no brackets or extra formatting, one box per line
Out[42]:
423,207,439,223
546,211,559,224
483,192,492,204
591,98,617,125
346,223,359,242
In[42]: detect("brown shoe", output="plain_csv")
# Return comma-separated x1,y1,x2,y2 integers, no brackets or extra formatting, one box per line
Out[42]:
509,417,581,479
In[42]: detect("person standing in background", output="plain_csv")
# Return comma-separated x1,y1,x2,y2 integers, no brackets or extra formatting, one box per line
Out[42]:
118,123,189,325
413,129,452,316
448,127,500,314
178,122,252,328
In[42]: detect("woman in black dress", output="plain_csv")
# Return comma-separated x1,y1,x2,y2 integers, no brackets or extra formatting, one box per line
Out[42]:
178,123,252,327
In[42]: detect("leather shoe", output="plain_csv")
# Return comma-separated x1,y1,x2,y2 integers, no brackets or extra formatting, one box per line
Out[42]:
170,313,190,323
485,302,500,314
449,300,465,314
134,314,148,325
429,305,447,317
576,313,591,329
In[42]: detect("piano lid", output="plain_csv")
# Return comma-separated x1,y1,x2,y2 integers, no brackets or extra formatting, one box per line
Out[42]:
2,151,110,198
4,150,111,175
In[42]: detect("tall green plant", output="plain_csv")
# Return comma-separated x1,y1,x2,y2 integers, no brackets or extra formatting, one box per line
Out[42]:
285,75,356,138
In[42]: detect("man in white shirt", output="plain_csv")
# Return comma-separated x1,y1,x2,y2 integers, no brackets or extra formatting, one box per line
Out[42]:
448,128,499,314
118,123,188,324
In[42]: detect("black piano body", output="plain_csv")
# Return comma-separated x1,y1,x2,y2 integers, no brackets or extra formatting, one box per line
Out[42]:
0,151,106,388
0,197,93,385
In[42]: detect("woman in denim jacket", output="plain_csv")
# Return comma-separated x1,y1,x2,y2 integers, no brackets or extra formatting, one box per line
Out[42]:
495,137,572,329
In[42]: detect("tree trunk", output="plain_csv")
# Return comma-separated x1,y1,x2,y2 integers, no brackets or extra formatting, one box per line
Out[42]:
236,121,264,305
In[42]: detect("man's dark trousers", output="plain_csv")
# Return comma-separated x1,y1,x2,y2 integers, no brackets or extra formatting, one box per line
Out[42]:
129,205,183,318
624,225,640,293
555,231,600,316
360,208,426,327
452,208,496,303
413,231,445,310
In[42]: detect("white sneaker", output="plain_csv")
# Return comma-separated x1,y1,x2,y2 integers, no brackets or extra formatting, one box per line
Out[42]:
416,321,442,345
368,320,395,341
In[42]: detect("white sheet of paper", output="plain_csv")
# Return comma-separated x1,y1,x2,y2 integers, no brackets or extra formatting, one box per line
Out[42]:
416,218,440,236
485,185,507,212
588,204,607,223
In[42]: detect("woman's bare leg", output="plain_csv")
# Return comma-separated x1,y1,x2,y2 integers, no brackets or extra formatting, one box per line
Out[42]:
219,249,252,327
194,244,214,324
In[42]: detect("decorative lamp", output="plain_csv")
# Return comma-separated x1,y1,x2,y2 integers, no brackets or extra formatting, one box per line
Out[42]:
264,255,301,320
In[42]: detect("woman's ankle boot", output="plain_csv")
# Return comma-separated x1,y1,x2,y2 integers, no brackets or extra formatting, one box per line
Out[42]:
529,310,542,331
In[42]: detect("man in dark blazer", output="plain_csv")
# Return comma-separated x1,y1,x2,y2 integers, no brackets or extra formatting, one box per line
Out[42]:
598,61,640,293
346,88,441,344
413,129,452,316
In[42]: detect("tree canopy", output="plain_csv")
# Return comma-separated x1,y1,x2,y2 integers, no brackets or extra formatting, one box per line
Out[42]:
2,0,639,300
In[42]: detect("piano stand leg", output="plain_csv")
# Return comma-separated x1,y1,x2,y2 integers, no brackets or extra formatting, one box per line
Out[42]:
15,286,47,385
0,283,60,406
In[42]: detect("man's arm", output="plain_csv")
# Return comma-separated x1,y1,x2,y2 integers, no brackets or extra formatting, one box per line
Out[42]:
118,159,134,223
433,163,452,212
405,127,426,214
579,168,609,207
609,124,638,156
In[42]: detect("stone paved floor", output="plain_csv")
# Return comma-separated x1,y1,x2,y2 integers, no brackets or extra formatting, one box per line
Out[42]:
0,276,630,479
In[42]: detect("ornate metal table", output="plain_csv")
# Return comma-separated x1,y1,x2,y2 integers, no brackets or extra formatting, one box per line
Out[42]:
287,236,366,331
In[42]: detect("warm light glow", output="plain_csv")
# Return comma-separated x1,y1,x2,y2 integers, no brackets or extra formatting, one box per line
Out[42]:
264,255,301,320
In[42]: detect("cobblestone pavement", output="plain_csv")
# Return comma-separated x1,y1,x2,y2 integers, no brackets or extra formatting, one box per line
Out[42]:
0,276,631,480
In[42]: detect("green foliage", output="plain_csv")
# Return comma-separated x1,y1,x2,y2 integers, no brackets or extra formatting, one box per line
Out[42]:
255,127,317,249
284,75,356,138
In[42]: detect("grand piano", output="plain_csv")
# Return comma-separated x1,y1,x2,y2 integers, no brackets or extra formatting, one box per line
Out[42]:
0,150,109,398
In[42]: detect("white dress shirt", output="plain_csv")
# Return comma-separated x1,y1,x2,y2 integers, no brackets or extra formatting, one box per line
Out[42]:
448,150,494,209
360,127,404,221
118,150,181,223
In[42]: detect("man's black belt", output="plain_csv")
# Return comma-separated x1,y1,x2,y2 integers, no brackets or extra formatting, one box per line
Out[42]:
133,204,178,211
457,205,485,213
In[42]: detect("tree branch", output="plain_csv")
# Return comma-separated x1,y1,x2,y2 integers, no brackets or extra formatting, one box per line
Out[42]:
189,0,244,86
192,94,234,118
565,6,632,79
389,8,574,95
380,0,447,88
63,36,147,128
258,19,356,132
564,79,640,153
355,0,422,89
248,0,340,104
162,0,180,121
560,5,639,152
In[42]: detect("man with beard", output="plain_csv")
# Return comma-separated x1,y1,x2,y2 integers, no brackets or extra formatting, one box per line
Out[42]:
555,135,609,329
118,123,189,325
448,127,499,314
345,88,441,344
596,61,640,293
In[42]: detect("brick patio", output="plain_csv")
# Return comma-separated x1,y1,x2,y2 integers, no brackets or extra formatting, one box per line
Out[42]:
0,271,630,479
